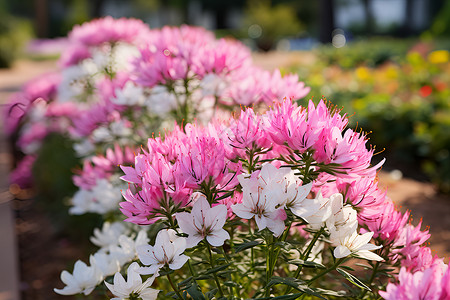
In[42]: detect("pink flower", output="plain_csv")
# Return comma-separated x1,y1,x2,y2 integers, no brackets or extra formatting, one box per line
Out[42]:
120,181,165,225
380,263,449,300
9,155,36,189
68,17,151,47
261,70,310,104
73,144,136,190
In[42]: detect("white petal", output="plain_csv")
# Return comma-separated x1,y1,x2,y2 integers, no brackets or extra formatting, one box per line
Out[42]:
205,204,228,230
206,229,230,247
231,203,254,219
175,212,197,236
267,218,285,237
169,254,189,270
254,215,268,231
354,250,384,261
334,245,351,258
353,232,374,249
186,233,203,248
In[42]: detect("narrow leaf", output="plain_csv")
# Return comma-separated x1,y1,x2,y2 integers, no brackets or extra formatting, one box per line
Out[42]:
234,240,262,253
337,268,371,291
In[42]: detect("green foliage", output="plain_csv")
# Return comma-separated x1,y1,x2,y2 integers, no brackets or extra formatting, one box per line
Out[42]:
293,39,450,192
315,38,414,69
243,0,303,51
0,14,33,68
32,133,101,237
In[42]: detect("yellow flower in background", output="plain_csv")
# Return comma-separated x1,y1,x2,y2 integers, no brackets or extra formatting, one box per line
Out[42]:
356,66,371,82
384,65,398,79
428,50,449,64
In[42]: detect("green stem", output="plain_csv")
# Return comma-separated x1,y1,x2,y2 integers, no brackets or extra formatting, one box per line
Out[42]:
359,261,380,299
285,227,324,294
167,273,184,300
206,242,225,298
307,258,345,285
265,234,275,297
268,222,292,280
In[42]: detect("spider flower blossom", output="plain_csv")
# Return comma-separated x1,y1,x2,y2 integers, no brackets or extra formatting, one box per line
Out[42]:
175,193,230,248
137,229,189,275
105,262,160,300
380,263,450,300
54,260,103,296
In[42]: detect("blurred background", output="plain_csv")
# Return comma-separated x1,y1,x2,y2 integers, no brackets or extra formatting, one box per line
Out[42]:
0,0,450,299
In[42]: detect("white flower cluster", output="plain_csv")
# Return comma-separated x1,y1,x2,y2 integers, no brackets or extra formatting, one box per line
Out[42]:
232,163,383,261
54,222,152,298
70,177,128,215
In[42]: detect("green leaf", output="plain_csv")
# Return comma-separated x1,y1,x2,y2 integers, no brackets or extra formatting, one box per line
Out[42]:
223,281,240,288
266,276,326,299
194,275,214,281
234,240,263,253
337,268,372,291
315,288,347,297
186,282,206,300
178,276,193,287
338,265,355,271
253,293,305,300
158,268,174,276
205,288,218,299
204,263,231,275
287,259,326,269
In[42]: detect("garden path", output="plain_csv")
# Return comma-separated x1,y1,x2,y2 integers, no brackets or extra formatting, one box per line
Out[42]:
0,59,58,300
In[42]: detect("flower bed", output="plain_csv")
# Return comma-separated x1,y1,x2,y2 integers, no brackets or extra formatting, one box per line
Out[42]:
293,42,450,192
4,18,450,299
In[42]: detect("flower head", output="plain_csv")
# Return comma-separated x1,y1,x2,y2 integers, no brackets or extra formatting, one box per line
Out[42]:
137,229,189,274
175,193,230,248
105,262,160,300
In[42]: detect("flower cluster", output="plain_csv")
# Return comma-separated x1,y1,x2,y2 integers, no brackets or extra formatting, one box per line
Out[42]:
4,17,310,191
54,99,447,299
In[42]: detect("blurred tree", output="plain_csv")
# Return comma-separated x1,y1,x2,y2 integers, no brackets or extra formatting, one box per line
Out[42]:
361,0,374,35
430,0,450,37
319,0,334,43
243,0,303,50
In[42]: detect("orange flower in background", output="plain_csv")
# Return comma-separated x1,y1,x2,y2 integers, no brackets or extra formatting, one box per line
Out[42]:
419,85,432,97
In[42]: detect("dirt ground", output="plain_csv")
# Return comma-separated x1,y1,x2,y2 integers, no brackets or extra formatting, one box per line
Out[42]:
1,56,449,299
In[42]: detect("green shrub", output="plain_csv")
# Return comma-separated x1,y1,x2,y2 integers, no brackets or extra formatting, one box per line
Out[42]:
0,15,33,68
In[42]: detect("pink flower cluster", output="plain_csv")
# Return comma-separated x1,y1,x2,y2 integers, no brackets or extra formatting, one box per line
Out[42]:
61,16,151,67
73,144,136,190
120,99,448,296
380,263,450,299
4,17,310,189
119,99,378,223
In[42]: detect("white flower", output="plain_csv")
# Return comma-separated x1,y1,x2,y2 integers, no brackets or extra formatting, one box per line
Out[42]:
302,192,333,230
109,230,149,266
333,231,383,261
200,73,228,97
326,193,358,243
232,168,286,237
112,81,146,106
175,194,230,248
105,262,160,300
73,139,95,157
54,260,103,295
90,252,120,277
137,229,189,275
146,85,177,116
69,189,95,215
69,179,126,215
90,222,128,249
90,178,127,214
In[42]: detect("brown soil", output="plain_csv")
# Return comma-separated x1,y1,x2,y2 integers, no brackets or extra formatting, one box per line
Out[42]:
1,57,450,299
